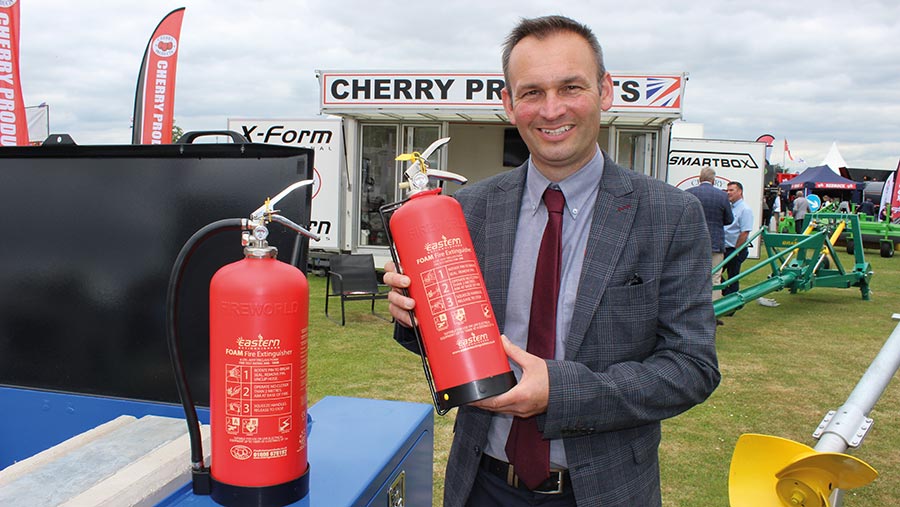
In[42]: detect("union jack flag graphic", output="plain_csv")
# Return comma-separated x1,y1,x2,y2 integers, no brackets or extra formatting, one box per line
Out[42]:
645,77,681,108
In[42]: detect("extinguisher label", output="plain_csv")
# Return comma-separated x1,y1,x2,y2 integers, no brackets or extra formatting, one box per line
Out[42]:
222,332,303,456
419,259,497,353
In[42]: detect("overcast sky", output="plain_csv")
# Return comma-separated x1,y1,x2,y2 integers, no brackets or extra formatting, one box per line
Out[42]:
18,0,900,170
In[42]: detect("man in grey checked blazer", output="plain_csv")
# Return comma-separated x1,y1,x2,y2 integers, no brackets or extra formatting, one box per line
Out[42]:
385,15,720,507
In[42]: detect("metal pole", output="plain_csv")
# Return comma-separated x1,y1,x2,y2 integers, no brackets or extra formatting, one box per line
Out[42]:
815,315,900,453
816,314,900,506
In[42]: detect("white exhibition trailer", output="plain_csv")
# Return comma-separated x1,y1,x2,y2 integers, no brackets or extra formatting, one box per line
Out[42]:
230,70,688,267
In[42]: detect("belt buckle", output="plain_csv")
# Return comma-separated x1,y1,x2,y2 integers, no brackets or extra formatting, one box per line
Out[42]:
534,470,564,495
506,465,518,489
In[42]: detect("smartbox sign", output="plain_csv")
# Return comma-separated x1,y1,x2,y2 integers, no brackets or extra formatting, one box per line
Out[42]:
667,137,766,258
318,71,685,114
668,150,763,171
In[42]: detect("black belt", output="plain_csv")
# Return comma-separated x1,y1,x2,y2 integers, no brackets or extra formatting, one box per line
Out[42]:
480,454,569,495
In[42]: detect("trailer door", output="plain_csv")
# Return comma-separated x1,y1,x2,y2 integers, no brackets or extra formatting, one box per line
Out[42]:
358,123,441,248
616,130,658,178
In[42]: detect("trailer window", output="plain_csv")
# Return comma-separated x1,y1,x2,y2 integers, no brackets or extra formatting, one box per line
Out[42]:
616,130,657,178
360,125,398,247
358,124,441,247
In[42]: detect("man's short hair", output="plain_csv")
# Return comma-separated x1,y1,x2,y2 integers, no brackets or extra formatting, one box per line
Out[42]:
501,15,606,94
796,191,804,197
698,166,716,183
728,181,743,191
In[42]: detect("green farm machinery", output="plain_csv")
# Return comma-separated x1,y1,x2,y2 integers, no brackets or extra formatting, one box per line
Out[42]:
714,213,873,317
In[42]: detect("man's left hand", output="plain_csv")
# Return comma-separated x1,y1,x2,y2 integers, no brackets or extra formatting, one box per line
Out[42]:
470,335,549,418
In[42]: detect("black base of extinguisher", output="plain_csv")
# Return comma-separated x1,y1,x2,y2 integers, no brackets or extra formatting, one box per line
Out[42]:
209,465,310,507
437,371,517,411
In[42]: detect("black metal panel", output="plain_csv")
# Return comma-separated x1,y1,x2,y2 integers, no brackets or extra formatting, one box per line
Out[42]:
0,142,314,405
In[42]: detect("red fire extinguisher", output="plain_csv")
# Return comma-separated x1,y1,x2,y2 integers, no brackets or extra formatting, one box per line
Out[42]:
167,181,319,507
380,138,516,415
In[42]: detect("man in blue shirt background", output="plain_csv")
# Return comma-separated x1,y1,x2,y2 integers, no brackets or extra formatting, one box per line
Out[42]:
723,181,754,297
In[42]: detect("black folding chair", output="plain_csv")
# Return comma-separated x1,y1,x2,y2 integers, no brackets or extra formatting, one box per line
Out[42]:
325,254,392,325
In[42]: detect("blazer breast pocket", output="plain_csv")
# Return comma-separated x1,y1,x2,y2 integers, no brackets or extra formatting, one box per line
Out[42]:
591,279,659,349
598,277,658,320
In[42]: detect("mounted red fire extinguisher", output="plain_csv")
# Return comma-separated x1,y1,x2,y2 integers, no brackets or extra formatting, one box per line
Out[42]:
167,181,319,507
380,138,516,415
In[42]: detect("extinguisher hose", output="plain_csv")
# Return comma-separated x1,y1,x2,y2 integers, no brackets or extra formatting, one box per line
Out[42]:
166,218,245,471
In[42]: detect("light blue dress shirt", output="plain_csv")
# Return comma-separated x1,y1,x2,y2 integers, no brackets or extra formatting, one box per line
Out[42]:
484,147,604,469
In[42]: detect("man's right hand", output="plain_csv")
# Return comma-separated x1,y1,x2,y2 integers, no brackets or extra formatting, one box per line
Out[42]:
383,261,416,328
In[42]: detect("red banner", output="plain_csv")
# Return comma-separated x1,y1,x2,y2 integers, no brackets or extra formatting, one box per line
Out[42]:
132,8,185,144
891,160,900,221
0,0,29,146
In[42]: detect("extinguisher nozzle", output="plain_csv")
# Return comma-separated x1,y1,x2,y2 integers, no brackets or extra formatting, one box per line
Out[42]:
191,467,212,496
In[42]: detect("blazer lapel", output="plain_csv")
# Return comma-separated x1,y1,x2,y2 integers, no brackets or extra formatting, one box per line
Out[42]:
565,156,637,358
482,165,527,331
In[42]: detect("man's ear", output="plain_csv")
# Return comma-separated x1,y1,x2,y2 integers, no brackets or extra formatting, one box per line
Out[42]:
599,72,613,111
501,87,517,125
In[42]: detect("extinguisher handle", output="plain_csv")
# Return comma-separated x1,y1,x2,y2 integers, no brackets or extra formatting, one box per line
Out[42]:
425,169,468,185
250,179,315,221
396,137,467,193
269,214,321,241
246,180,321,241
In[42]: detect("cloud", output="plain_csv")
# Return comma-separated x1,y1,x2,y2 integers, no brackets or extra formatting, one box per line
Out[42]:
16,0,900,169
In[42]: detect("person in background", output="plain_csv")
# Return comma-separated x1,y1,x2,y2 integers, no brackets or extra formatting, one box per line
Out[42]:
383,15,720,507
771,190,782,231
793,190,809,233
859,198,875,217
761,192,772,232
685,166,733,307
723,181,754,297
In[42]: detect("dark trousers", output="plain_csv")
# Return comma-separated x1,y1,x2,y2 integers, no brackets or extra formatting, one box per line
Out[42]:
465,466,576,507
722,247,748,296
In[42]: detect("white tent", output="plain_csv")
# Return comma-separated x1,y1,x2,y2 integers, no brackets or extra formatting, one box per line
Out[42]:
820,141,848,175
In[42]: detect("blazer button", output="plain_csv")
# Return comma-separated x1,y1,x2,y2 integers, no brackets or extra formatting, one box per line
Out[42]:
473,445,481,456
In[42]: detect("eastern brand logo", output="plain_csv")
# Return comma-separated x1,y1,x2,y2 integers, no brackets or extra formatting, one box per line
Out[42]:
236,334,282,348
668,150,761,169
456,332,490,350
424,235,463,253
152,35,178,57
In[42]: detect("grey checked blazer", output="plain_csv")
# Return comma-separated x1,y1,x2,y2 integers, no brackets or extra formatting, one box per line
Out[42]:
394,153,720,507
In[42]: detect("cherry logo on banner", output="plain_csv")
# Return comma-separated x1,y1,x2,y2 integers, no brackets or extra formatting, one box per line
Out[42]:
132,8,186,145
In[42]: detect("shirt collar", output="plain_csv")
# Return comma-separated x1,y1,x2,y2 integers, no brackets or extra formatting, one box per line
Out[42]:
524,146,604,220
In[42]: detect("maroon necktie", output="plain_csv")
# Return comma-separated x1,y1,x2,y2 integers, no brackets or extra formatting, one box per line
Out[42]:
505,186,565,490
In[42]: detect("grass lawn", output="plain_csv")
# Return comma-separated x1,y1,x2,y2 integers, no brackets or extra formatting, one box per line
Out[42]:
306,245,900,506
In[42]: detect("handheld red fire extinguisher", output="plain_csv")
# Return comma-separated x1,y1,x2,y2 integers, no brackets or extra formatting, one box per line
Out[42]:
166,181,319,507
380,138,516,415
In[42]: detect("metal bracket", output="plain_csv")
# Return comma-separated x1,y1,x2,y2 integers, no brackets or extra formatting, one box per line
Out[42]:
813,408,874,448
